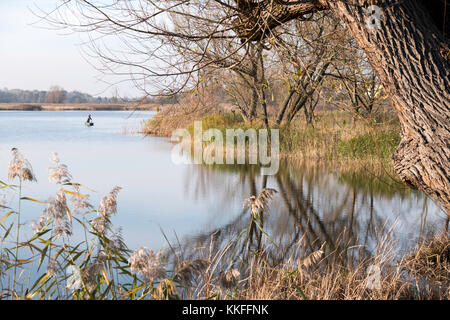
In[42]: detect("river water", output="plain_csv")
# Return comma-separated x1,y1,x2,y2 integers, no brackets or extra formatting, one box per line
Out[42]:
0,111,446,262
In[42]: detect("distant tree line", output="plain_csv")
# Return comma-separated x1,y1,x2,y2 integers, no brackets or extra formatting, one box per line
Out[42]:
0,86,127,104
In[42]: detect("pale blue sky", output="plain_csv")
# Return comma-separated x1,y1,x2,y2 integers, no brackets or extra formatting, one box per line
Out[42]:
0,0,140,97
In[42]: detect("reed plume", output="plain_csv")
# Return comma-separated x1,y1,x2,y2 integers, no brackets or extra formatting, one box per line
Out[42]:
48,152,72,184
42,188,72,239
298,244,325,269
31,214,47,233
82,253,106,288
70,184,93,214
99,186,121,216
153,278,178,300
91,187,122,236
8,148,36,182
128,247,166,283
243,188,278,219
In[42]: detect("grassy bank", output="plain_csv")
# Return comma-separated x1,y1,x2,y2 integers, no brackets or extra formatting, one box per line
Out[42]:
144,107,401,172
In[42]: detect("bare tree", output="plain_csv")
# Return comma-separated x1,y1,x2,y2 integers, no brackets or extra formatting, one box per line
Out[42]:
326,38,389,116
271,15,342,124
45,86,66,104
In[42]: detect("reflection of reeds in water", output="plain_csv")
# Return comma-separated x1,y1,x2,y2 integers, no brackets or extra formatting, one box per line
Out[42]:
0,149,448,300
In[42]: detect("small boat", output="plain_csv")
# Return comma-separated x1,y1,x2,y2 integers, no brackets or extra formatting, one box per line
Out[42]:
85,122,94,127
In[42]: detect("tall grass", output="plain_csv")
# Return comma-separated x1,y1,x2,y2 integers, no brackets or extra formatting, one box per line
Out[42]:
0,149,448,300
145,107,401,173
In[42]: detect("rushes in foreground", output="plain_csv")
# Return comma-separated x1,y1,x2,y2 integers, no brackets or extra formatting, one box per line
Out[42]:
7,148,36,293
405,233,450,284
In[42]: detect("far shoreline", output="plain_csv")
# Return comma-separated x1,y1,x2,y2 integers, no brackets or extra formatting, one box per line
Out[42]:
0,103,159,111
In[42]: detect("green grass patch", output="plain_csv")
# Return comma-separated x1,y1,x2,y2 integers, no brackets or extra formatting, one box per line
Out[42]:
337,130,401,160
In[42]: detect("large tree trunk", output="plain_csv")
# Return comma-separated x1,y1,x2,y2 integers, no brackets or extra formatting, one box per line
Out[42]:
326,1,450,212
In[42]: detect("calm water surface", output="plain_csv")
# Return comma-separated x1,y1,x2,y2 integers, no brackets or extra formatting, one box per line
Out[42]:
0,111,446,257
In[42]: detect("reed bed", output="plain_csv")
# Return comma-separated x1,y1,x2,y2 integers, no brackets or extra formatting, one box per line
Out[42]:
0,149,448,300
144,107,401,173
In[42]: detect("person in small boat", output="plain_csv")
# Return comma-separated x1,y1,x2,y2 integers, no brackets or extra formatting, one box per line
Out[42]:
86,114,93,124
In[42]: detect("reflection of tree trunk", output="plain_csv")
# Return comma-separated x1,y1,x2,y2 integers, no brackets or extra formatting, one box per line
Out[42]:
278,171,337,253
262,175,267,189
364,191,374,246
419,196,428,237
275,174,313,251
249,171,256,196
445,215,449,234
348,188,357,246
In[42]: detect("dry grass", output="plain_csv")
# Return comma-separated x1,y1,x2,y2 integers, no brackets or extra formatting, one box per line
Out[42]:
405,234,450,285
162,230,450,300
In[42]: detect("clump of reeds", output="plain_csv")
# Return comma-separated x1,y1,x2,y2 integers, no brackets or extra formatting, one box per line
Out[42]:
6,148,37,293
148,108,401,174
128,247,166,283
243,188,277,220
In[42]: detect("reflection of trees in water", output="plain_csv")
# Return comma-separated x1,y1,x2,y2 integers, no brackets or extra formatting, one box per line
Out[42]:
173,163,441,270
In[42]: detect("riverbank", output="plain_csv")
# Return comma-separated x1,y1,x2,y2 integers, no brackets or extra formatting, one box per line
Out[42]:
143,105,401,173
0,102,160,111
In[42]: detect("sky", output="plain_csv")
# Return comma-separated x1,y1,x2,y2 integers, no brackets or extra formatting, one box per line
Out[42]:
0,0,141,97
